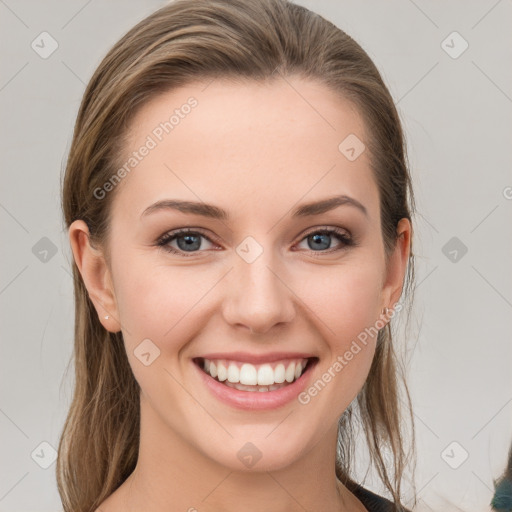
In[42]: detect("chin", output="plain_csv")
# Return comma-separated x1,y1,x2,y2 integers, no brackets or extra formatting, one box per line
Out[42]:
200,436,310,473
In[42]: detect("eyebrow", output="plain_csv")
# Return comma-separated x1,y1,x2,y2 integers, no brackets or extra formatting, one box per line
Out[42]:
140,194,368,220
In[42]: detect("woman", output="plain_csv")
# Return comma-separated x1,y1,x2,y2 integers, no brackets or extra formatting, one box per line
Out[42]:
57,0,417,510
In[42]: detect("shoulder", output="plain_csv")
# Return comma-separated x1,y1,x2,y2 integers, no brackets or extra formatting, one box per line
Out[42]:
352,484,412,512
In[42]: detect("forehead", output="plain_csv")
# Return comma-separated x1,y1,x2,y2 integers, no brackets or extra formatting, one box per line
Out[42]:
111,77,379,225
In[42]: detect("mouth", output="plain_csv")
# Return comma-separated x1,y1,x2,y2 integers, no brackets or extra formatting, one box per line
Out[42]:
192,356,319,409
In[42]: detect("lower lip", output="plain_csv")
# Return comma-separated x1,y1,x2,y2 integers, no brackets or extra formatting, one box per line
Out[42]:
193,358,318,411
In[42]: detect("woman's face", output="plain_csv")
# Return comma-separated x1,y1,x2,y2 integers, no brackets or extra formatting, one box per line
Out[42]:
73,77,409,474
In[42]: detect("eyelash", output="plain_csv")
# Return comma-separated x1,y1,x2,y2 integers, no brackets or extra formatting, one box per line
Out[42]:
156,227,357,257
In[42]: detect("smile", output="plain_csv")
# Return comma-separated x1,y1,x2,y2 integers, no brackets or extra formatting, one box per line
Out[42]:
198,357,309,391
192,356,319,410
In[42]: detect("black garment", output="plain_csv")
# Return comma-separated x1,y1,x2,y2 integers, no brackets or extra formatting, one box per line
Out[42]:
352,484,411,512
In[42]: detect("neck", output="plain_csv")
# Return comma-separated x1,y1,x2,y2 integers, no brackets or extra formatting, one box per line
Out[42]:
118,398,364,512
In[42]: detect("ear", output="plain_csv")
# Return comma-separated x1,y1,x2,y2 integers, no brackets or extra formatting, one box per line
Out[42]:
68,219,121,332
380,218,411,318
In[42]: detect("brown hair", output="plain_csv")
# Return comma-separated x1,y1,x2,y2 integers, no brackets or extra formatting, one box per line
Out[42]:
58,0,417,510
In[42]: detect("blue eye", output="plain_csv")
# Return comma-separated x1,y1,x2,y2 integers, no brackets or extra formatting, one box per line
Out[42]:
297,228,354,253
156,227,355,257
156,229,216,257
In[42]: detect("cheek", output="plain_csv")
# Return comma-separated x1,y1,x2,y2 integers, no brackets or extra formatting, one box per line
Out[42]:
109,245,163,345
296,260,383,407
111,249,215,352
113,247,384,346
302,259,384,346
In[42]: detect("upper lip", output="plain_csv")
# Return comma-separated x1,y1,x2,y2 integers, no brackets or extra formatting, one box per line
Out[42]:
196,351,317,364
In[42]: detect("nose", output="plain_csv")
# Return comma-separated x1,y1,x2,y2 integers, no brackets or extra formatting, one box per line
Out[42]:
222,252,296,335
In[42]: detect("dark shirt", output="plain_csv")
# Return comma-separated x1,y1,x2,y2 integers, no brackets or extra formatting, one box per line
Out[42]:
352,484,411,512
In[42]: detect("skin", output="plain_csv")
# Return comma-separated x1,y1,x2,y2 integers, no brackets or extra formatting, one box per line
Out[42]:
69,76,411,512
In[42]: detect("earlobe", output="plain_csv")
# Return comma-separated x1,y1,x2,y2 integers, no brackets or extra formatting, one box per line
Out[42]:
68,220,121,332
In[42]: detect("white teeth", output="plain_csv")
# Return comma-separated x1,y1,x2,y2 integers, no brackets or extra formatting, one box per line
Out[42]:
223,381,290,392
240,363,258,385
217,362,227,382
227,363,239,383
274,363,286,383
285,362,296,383
257,364,274,386
200,357,310,387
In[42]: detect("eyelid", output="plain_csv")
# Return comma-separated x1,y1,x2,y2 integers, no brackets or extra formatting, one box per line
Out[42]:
157,225,351,243
156,225,355,256
156,227,216,245
300,225,351,238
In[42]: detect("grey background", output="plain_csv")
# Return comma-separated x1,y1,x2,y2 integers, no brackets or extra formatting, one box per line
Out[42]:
1,1,511,510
